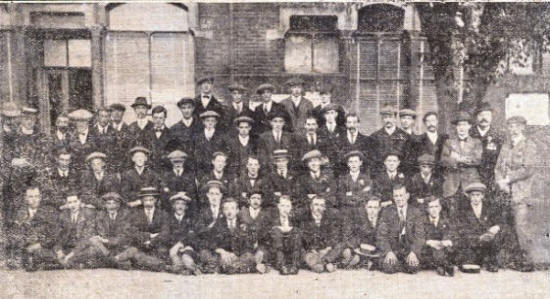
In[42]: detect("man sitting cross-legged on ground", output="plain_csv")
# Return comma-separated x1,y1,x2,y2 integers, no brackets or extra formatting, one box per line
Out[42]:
270,195,302,275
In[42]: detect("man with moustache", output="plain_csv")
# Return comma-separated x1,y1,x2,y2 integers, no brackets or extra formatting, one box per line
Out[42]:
127,97,153,148
470,102,504,190
410,111,448,177
370,106,410,174
252,83,288,136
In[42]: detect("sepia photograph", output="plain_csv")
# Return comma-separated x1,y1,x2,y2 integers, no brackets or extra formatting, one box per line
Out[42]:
0,1,550,298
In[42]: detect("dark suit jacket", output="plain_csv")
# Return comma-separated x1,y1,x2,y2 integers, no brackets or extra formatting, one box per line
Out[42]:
12,205,57,249
281,96,313,133
294,133,333,169
80,170,120,208
95,208,132,249
225,134,258,177
264,170,297,207
43,168,80,208
370,127,411,173
335,131,372,175
372,171,407,203
169,118,201,154
252,101,288,136
89,124,116,162
161,213,198,248
423,214,455,242
225,102,254,134
295,170,337,209
469,126,504,186
126,120,154,149
343,207,379,249
143,126,173,171
206,217,255,255
198,171,235,197
440,136,483,197
458,202,503,248
407,172,443,206
192,129,227,176
238,206,272,248
299,209,341,251
160,169,198,211
376,205,425,255
110,122,131,172
231,173,269,207
195,205,224,240
408,132,448,177
336,172,373,208
67,131,98,172
128,208,170,250
54,207,97,252
193,94,226,124
120,167,160,203
257,131,296,168
312,104,346,129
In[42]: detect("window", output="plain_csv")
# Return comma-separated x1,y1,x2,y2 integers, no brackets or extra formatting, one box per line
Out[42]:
43,39,91,67
284,15,339,74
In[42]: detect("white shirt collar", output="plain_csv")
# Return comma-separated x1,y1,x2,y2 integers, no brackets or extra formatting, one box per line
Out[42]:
263,101,272,112
137,118,148,130
182,117,193,127
249,206,260,219
112,122,123,131
56,130,65,140
238,135,249,145
384,126,396,135
426,131,438,144
291,96,301,106
350,170,360,181
511,134,525,146
477,125,490,137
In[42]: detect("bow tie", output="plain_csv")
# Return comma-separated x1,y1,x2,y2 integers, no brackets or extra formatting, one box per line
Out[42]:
155,129,163,133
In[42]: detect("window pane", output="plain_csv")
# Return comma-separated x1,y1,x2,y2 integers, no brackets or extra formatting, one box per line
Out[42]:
68,39,91,67
151,32,194,126
108,3,189,32
285,34,312,73
44,39,67,67
313,37,339,73
104,32,150,124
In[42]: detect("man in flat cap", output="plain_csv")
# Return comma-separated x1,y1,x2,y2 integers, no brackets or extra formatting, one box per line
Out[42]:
312,84,346,132
127,97,153,149
440,111,482,217
410,111,448,178
109,103,130,174
337,150,373,214
237,188,271,268
10,184,58,271
42,147,79,209
257,110,295,171
165,193,201,275
88,192,133,269
145,105,173,172
335,113,371,177
457,182,503,273
264,149,297,208
342,196,382,270
281,77,313,134
201,197,267,274
421,196,456,276
120,187,169,271
407,154,443,210
194,76,225,123
193,110,227,178
252,83,288,135
371,151,407,207
470,102,504,190
50,113,71,153
80,152,120,209
495,116,538,272
231,155,268,208
226,83,253,132
377,184,425,274
67,109,97,173
170,98,201,161
301,195,343,273
370,105,411,174
120,146,160,207
226,116,258,178
295,150,337,213
90,106,115,165
399,108,417,136
269,195,301,275
160,150,197,213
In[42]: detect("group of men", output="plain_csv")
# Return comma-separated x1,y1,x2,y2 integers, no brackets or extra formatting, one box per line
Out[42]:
0,76,539,276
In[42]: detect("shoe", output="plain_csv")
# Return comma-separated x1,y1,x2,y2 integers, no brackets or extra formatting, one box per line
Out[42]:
289,265,299,275
192,267,202,276
326,263,336,273
311,264,324,273
509,262,535,272
445,265,455,277
256,263,267,274
436,266,445,276
280,265,290,275
348,255,361,268
486,264,499,273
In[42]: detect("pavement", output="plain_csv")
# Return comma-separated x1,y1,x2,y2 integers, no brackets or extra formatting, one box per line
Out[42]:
2,268,550,299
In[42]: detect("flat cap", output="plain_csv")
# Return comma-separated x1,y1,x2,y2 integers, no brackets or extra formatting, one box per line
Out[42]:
101,192,122,203
268,110,288,122
475,102,493,115
233,116,254,125
200,110,220,119
344,150,365,161
167,150,188,162
96,106,112,113
464,182,487,194
399,108,417,118
177,97,195,108
318,84,334,95
86,152,107,162
212,151,227,159
227,83,247,92
285,77,304,86
129,146,151,156
272,149,290,159
417,154,436,166
321,103,339,114
21,106,39,114
68,109,93,121
202,180,226,192
56,114,69,122
196,76,215,85
506,116,527,125
302,149,323,162
139,187,160,197
384,150,402,160
1,101,20,117
169,192,192,203
110,103,126,112
452,111,472,125
256,83,276,95
380,105,397,115
131,97,151,109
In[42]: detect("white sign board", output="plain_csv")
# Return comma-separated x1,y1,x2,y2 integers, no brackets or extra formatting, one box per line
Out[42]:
505,93,549,125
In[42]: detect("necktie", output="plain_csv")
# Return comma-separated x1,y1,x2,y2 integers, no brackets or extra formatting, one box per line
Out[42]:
264,105,268,114
72,213,78,224
398,208,405,223
110,213,116,221
146,210,152,224
250,179,255,187
275,133,280,143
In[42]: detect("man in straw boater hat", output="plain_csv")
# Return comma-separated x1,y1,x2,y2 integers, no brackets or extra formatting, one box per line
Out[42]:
160,150,197,213
120,146,160,208
252,83,287,135
407,153,443,210
67,108,96,172
193,110,226,178
264,149,296,208
342,194,382,271
225,115,258,178
295,150,337,213
440,111,482,217
456,182,503,273
118,187,169,272
80,152,119,209
165,192,202,275
281,77,313,133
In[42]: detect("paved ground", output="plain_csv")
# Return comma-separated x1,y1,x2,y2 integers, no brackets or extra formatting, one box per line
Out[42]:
1,268,549,299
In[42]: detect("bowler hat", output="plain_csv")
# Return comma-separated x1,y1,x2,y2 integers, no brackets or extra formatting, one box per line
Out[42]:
131,97,151,109
227,83,247,92
452,111,472,125
177,97,195,108
139,187,159,198
101,192,122,203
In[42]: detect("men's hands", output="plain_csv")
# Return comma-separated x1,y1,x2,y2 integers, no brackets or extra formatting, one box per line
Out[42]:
426,240,443,250
480,233,494,242
406,252,419,267
441,240,453,248
380,201,393,208
488,225,500,235
360,243,376,252
385,251,397,265
26,243,42,253
497,179,510,193
127,200,142,208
